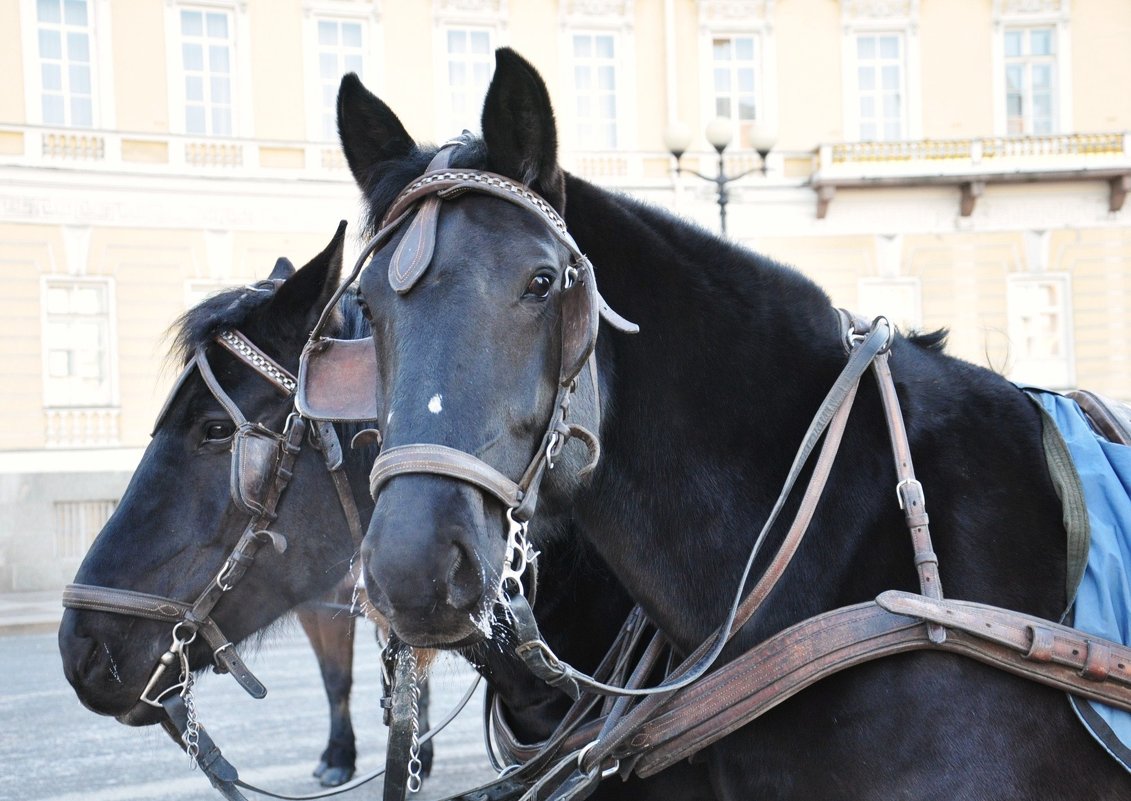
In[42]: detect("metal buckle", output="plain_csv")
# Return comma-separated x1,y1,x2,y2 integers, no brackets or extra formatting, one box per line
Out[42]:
577,741,620,780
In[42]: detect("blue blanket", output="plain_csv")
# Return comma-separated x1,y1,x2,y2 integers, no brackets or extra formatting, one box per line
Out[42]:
1028,388,1131,771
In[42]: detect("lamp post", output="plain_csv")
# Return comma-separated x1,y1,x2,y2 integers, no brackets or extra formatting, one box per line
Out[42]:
663,117,777,237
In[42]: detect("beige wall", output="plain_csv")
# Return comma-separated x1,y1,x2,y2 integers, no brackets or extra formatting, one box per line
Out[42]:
919,0,995,138
775,0,844,149
1072,0,1131,132
109,0,168,132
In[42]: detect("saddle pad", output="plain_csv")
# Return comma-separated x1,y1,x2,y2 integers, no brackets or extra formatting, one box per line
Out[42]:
1027,387,1131,772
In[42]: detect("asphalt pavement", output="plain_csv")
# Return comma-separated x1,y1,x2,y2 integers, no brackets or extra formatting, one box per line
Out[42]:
0,592,500,801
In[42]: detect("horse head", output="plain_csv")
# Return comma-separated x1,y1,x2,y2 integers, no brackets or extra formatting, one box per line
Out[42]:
58,226,364,725
338,51,618,648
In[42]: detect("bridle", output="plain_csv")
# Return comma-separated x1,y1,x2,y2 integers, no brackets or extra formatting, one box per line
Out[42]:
299,140,638,603
62,321,366,774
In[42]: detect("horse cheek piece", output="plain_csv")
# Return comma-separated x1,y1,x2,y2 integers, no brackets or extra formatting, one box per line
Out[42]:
298,152,635,648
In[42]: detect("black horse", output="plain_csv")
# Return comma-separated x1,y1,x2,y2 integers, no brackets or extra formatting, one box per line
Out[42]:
338,50,1130,799
55,227,708,801
55,230,426,787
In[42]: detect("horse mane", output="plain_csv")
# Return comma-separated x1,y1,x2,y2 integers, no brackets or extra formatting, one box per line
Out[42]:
169,280,282,365
357,139,489,235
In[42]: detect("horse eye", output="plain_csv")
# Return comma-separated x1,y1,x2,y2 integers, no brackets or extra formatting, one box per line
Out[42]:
525,273,554,300
356,297,373,321
204,421,235,442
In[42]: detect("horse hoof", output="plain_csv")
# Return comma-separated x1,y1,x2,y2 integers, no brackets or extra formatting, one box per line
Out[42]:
319,766,355,787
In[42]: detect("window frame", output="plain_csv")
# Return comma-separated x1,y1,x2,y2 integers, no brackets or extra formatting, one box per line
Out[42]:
165,1,251,138
20,0,114,128
303,3,379,143
1006,272,1074,390
436,25,497,138
839,2,921,144
706,32,765,149
991,1,1071,137
40,275,118,410
699,15,777,153
569,30,622,151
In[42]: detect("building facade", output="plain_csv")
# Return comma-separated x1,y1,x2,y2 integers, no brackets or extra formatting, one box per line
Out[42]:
1,0,1129,590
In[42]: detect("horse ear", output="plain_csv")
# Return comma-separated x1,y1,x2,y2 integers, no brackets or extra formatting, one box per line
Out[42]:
481,48,565,211
337,73,415,192
268,257,295,281
271,221,347,333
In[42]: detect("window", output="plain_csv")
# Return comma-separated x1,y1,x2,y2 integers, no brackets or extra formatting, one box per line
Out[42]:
43,280,113,407
443,27,493,133
35,0,94,127
1004,27,1056,135
855,33,905,141
572,33,618,150
55,500,116,560
180,7,234,136
711,35,760,148
315,18,365,141
1007,275,1072,388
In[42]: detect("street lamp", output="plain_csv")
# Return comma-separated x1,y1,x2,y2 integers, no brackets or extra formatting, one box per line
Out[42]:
663,117,777,236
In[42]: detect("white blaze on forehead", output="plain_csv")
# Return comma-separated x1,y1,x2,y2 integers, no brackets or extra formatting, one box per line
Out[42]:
428,394,443,415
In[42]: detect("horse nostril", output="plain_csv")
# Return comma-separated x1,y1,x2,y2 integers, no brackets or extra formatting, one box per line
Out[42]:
445,541,483,612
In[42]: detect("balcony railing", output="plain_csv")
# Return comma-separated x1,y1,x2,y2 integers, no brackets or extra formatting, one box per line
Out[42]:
813,131,1131,217
44,407,120,448
0,123,354,181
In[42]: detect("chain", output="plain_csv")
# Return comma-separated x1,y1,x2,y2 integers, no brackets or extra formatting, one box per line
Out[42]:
500,509,536,597
183,668,201,767
405,650,423,794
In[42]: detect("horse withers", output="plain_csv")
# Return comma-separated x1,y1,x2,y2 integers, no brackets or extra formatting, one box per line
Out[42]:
56,227,419,787
334,50,1130,799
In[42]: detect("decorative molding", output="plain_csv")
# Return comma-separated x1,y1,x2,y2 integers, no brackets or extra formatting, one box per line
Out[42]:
698,0,772,30
433,0,507,21
564,0,631,16
61,226,92,276
842,0,917,22
994,0,1067,17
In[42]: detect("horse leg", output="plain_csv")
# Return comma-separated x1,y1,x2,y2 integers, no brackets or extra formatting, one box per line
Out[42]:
298,602,358,787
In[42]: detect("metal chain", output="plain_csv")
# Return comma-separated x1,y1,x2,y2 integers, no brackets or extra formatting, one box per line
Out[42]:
183,669,201,767
405,650,423,794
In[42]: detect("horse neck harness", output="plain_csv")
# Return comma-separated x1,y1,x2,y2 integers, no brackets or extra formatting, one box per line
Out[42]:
62,327,366,709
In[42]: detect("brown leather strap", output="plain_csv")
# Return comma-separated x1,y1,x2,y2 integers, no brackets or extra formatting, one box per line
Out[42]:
632,602,928,776
216,330,297,395
1067,389,1131,445
871,350,946,643
369,443,523,507
877,590,1131,690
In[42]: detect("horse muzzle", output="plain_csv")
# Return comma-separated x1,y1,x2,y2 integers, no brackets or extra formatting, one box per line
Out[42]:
58,608,168,722
362,475,505,648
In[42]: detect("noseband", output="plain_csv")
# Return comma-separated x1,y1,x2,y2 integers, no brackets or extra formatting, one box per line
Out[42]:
300,142,637,598
63,325,365,709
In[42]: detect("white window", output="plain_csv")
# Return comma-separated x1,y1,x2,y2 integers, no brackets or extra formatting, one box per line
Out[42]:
43,279,113,407
1004,26,1057,135
35,0,94,127
443,27,493,133
1007,275,1073,389
711,34,761,148
180,7,234,136
572,33,618,150
855,33,905,141
54,500,117,560
315,18,365,141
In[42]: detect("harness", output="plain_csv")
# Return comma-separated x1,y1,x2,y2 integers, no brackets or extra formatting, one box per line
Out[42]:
298,144,1131,801
61,324,375,800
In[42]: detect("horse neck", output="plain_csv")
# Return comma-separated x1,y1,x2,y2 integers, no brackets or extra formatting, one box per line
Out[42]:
560,175,876,648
